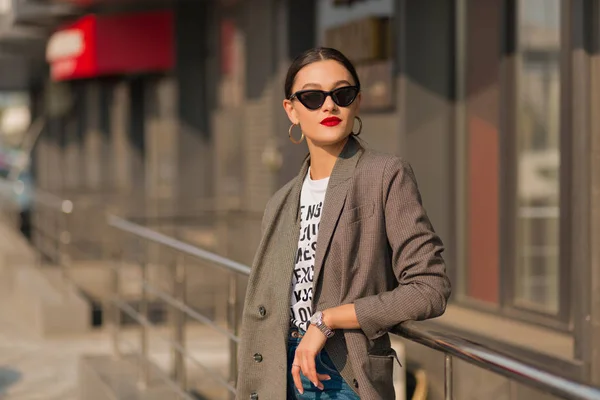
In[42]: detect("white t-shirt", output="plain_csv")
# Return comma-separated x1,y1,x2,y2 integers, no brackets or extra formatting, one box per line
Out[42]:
290,168,329,331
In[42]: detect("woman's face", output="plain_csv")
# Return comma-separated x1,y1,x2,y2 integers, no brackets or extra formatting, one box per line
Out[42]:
283,60,361,147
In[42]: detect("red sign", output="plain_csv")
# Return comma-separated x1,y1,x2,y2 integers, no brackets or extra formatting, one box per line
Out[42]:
220,19,236,76
46,10,174,81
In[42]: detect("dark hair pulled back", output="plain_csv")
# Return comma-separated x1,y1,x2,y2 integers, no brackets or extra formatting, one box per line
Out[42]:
284,47,361,99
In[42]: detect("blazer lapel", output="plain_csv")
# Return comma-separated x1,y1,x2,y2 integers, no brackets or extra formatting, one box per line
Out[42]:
312,137,364,306
273,158,308,293
250,158,308,326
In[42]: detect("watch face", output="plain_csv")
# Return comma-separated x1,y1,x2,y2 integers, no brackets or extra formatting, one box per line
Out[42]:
310,311,321,325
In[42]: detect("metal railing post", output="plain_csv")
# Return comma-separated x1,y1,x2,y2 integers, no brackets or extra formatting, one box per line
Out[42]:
173,253,187,391
33,207,43,268
53,207,60,265
111,249,122,359
227,273,239,399
445,353,453,400
138,240,150,389
58,201,72,284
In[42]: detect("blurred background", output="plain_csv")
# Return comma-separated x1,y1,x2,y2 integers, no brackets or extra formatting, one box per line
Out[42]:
0,0,599,399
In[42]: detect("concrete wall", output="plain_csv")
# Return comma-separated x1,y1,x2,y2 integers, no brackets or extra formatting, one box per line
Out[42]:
110,81,132,192
144,75,178,203
174,1,215,214
83,82,103,191
590,18,600,385
399,0,455,258
0,56,33,91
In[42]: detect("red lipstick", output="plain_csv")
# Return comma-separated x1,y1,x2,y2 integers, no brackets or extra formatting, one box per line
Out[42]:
320,116,342,127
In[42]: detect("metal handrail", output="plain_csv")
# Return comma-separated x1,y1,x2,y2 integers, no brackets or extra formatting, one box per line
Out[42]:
397,322,600,400
107,213,246,398
108,214,250,275
26,187,74,277
32,188,74,213
107,214,600,400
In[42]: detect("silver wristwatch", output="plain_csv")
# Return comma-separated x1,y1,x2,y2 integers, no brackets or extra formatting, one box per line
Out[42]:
310,311,335,338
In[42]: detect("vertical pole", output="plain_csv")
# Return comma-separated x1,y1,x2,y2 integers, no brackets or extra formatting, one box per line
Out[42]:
34,205,43,268
54,207,60,266
111,249,122,359
59,202,73,284
173,253,187,391
227,273,239,399
138,240,150,389
444,353,453,400
454,0,468,299
59,210,66,282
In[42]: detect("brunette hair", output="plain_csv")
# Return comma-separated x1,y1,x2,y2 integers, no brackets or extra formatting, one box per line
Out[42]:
284,47,361,98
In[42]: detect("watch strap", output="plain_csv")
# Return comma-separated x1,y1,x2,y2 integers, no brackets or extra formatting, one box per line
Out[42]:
313,312,335,338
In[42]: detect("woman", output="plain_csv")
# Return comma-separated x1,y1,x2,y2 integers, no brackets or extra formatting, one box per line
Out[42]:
236,47,451,400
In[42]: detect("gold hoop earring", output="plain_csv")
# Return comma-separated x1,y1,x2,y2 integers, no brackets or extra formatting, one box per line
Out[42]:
289,123,304,144
352,116,363,136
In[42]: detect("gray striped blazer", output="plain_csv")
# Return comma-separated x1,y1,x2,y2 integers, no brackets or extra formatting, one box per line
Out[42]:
236,136,451,399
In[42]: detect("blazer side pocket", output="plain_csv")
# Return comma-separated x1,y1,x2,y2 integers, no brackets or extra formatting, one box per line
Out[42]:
369,348,402,367
367,353,396,398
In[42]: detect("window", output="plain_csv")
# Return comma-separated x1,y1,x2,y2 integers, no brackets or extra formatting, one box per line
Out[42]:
459,0,567,327
317,0,395,111
514,0,561,315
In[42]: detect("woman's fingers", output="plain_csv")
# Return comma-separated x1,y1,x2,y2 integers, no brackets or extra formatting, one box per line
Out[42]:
291,361,303,394
292,353,331,393
301,354,323,390
317,373,332,382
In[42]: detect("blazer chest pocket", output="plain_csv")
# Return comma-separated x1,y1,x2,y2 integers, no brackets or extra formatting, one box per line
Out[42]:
345,202,375,224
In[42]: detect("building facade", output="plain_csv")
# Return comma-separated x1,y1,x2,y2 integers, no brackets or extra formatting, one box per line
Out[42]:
14,0,600,398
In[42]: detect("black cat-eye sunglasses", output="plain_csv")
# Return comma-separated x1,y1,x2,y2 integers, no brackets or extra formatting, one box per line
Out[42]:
289,86,360,110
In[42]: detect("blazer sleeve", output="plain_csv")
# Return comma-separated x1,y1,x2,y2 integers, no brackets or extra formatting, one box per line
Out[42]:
354,158,452,340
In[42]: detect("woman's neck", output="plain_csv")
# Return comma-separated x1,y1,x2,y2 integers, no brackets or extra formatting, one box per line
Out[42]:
307,137,349,180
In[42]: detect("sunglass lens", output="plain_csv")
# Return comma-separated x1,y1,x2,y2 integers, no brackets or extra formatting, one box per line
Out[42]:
297,91,325,110
332,87,358,107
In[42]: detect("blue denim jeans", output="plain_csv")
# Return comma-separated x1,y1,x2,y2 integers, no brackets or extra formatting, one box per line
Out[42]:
286,328,360,400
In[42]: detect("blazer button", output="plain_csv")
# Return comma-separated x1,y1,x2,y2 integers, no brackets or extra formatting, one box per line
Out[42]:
258,306,266,317
353,379,359,388
253,353,263,363
250,392,259,400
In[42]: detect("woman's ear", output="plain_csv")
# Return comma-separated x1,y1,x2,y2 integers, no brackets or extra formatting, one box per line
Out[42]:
354,92,362,113
283,99,298,124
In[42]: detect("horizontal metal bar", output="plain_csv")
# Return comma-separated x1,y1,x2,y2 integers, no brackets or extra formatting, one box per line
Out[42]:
108,214,600,399
125,210,263,225
104,264,238,342
113,298,236,395
518,206,560,219
31,225,61,240
31,190,74,213
396,321,600,400
118,337,196,400
143,281,240,344
107,214,251,276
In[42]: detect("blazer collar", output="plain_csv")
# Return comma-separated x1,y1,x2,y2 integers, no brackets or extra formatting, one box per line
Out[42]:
292,136,364,221
251,136,365,337
288,136,365,305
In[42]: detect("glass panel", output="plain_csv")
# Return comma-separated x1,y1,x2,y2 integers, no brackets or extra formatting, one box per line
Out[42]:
514,0,561,314
317,0,395,112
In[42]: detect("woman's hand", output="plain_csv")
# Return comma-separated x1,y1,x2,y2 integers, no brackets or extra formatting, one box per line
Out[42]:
291,325,331,394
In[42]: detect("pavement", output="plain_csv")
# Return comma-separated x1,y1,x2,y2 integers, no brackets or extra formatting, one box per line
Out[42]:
0,314,231,400
0,216,103,400
0,320,109,400
0,217,231,400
